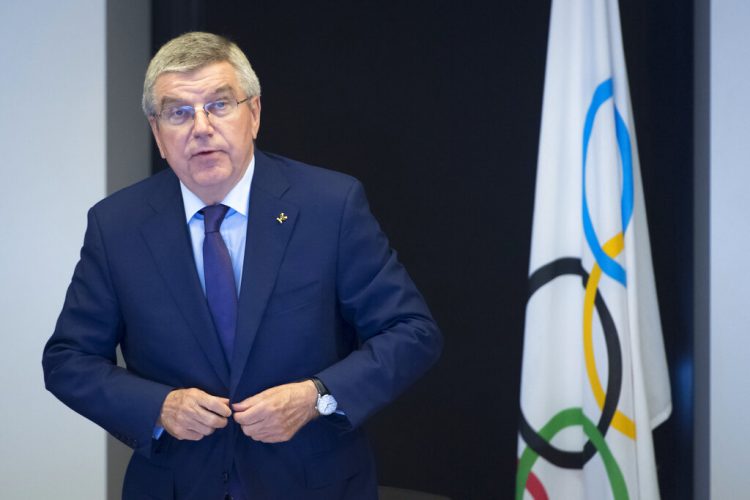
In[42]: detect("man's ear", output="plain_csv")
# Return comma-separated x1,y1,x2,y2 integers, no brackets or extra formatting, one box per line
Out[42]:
148,116,167,159
249,96,261,140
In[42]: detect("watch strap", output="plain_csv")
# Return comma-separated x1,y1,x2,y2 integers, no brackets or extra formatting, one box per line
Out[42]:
310,376,329,396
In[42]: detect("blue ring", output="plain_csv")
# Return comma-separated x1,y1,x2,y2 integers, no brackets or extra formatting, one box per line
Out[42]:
581,78,634,286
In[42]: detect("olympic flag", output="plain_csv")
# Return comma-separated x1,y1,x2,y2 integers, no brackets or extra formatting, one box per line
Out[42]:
516,0,672,499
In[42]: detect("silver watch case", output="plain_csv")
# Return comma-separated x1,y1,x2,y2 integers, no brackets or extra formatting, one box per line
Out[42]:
316,393,338,415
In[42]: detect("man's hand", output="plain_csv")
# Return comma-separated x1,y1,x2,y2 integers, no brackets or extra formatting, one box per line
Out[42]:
158,388,231,441
232,381,319,443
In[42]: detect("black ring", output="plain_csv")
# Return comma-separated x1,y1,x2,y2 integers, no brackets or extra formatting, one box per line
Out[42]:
519,257,622,469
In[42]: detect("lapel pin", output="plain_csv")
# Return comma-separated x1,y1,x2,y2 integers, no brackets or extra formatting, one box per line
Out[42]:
276,212,288,224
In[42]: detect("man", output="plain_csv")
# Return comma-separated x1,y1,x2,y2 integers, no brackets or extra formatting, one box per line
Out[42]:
43,32,441,500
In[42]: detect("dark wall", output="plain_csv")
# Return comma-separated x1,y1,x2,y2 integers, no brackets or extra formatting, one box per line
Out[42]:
150,2,693,498
620,2,694,499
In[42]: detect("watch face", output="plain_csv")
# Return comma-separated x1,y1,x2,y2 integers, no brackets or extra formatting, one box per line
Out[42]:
317,394,338,415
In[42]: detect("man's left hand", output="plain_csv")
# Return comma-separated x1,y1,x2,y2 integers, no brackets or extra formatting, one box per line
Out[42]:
232,380,318,443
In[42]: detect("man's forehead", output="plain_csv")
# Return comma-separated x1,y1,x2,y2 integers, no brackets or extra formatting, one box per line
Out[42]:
154,61,240,100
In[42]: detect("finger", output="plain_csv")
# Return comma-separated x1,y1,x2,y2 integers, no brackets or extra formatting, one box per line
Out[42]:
241,424,273,442
178,429,204,441
170,416,221,440
199,394,232,418
235,385,292,415
233,404,267,425
260,435,285,444
240,424,256,438
233,393,272,420
247,427,288,444
192,405,230,429
173,393,228,429
239,413,291,442
185,419,214,436
232,393,263,412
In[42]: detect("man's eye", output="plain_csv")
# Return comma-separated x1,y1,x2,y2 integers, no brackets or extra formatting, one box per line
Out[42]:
164,106,192,118
213,100,228,109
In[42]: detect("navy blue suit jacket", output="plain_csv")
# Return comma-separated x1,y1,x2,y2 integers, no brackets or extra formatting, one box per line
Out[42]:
43,151,442,499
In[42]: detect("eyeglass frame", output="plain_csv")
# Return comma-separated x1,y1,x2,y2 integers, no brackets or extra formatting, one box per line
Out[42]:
152,97,250,126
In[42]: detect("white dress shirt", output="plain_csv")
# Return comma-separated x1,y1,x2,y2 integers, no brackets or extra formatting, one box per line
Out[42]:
179,156,255,294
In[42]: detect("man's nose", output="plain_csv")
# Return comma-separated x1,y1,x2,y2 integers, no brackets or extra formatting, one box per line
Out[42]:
192,109,214,136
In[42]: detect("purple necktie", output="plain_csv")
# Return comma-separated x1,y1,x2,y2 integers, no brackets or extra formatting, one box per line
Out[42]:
202,204,237,362
203,206,245,500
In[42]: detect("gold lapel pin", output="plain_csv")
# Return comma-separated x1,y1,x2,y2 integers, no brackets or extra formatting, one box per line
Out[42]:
276,212,288,224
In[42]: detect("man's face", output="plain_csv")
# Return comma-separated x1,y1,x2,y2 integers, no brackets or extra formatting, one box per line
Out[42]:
148,61,261,204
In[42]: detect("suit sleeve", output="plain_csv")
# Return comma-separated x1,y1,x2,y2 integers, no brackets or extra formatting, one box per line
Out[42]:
42,207,173,458
317,180,443,428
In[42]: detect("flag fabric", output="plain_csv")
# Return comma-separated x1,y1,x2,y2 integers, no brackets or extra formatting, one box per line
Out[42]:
516,1,672,499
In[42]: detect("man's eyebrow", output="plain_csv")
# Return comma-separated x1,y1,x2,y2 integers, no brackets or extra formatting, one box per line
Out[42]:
160,95,188,109
210,85,235,97
159,86,237,109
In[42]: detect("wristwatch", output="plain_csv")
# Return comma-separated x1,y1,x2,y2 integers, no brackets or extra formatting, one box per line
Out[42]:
310,377,338,415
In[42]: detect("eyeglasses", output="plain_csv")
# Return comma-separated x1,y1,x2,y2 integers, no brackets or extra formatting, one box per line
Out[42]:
155,97,249,126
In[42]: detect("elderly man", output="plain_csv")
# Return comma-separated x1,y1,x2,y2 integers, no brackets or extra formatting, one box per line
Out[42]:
43,32,441,500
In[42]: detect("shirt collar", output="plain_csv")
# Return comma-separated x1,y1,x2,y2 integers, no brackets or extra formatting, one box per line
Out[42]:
180,155,255,222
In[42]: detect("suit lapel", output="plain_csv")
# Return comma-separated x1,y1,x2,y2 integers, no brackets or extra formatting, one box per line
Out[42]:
140,172,230,387
231,152,298,394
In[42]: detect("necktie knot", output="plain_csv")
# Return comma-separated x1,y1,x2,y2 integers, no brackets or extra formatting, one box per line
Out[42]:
202,204,229,234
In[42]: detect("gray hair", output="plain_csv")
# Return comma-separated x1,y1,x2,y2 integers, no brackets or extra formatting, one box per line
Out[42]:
142,32,261,116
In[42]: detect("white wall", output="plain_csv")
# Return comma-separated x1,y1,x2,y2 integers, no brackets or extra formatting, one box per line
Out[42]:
0,1,107,498
710,0,750,497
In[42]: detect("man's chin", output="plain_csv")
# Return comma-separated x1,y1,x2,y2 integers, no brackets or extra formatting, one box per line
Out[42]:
189,160,233,181
183,170,238,202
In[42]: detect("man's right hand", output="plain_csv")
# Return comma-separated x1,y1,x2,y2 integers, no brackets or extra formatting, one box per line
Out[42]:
158,388,231,441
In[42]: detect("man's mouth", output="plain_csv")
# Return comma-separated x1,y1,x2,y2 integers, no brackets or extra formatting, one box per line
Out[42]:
192,149,219,158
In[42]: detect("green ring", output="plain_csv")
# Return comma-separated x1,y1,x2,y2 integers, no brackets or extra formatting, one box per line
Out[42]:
516,407,629,500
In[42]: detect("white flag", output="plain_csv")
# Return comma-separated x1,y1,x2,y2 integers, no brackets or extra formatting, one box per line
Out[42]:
516,0,672,499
